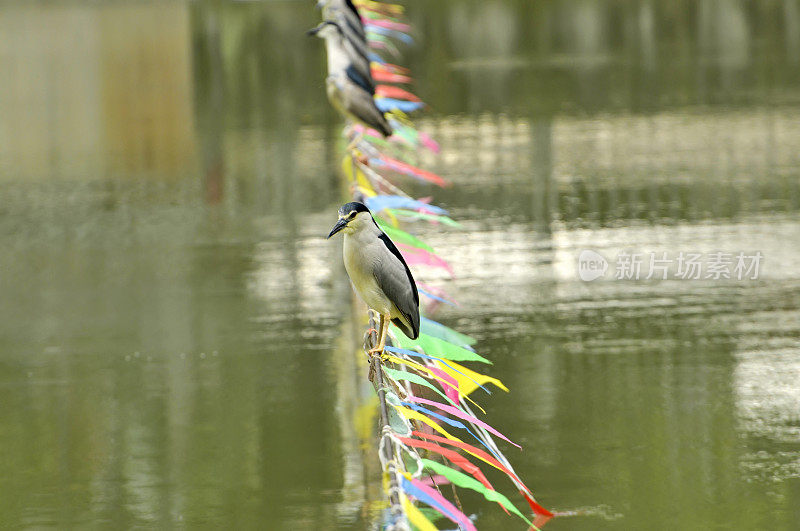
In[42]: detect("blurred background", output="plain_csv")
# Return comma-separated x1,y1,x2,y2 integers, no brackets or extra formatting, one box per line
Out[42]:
1,0,800,529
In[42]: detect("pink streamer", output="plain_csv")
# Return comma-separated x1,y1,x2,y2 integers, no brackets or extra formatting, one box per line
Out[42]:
350,124,380,139
365,18,412,32
418,131,440,153
398,244,455,277
378,155,449,187
427,364,460,403
407,397,521,449
407,477,477,531
351,124,439,154
419,474,450,487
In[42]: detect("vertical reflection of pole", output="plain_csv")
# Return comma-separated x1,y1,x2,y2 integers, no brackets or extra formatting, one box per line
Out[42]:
331,301,368,522
530,117,554,235
786,1,800,66
638,0,657,73
196,3,225,205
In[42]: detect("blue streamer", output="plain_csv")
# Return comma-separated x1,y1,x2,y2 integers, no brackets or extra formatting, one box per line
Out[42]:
417,288,456,306
364,195,448,215
400,477,466,528
368,52,385,64
400,402,507,465
401,402,479,438
376,98,425,113
366,25,415,45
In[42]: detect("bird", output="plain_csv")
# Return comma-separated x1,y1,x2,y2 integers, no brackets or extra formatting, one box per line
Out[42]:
328,201,419,355
318,0,384,93
308,21,392,137
327,9,374,72
318,0,367,45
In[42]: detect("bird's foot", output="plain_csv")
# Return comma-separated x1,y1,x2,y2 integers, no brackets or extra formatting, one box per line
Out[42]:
367,345,385,358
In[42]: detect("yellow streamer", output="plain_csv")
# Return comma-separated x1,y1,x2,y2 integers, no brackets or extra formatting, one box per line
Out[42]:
384,354,486,414
459,390,487,416
356,0,404,15
401,493,438,531
383,354,441,382
377,211,400,228
387,109,411,125
434,359,509,396
355,185,377,198
393,408,521,503
340,161,402,225
341,155,374,194
391,405,468,447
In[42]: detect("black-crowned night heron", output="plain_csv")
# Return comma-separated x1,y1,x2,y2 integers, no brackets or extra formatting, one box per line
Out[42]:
309,20,372,93
318,0,368,48
308,21,392,137
327,10,374,70
328,202,420,355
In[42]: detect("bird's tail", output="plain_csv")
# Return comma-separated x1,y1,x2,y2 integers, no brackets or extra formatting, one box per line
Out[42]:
391,316,418,340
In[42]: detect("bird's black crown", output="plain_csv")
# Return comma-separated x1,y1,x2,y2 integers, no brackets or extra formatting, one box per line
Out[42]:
339,202,371,217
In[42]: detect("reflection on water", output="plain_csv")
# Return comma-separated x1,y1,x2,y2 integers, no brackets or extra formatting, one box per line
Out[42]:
1,1,800,529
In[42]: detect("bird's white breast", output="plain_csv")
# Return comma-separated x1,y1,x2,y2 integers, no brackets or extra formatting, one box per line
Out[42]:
342,231,393,315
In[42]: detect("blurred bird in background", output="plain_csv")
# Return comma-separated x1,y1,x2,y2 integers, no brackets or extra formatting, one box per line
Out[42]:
319,0,369,56
308,4,392,139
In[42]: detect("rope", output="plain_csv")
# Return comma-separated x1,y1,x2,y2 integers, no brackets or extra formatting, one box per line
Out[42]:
368,317,406,525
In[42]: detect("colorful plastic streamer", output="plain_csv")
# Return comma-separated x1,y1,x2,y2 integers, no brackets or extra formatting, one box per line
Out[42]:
365,194,448,216
401,476,477,531
319,0,551,527
407,396,521,448
420,459,534,527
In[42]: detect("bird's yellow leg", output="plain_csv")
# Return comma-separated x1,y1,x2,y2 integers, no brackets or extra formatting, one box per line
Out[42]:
368,314,389,357
377,315,389,355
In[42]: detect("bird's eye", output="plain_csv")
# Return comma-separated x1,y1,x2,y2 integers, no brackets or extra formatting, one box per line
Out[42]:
347,212,357,219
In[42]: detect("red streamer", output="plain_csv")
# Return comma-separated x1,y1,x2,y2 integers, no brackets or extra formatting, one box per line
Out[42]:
411,431,553,518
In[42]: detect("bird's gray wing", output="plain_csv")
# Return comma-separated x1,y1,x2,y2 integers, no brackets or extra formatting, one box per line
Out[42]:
334,11,369,55
341,0,366,35
372,232,420,339
346,65,375,95
327,0,366,39
342,83,392,136
342,43,374,93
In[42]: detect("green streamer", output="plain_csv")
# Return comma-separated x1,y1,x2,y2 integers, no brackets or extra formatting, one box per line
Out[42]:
420,459,533,527
391,331,492,365
419,319,477,348
375,218,434,253
382,366,457,407
386,209,462,228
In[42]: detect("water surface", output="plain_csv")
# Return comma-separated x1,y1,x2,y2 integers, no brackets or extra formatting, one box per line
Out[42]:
1,1,799,529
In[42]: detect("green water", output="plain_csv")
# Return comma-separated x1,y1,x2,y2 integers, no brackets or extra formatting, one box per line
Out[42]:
1,1,799,529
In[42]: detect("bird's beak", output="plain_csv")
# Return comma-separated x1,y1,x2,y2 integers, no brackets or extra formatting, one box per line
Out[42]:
327,218,349,238
306,23,323,37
